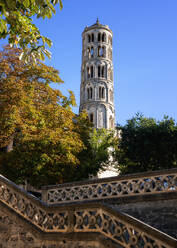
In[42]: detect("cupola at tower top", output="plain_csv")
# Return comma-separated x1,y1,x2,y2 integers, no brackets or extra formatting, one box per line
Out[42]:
82,19,112,35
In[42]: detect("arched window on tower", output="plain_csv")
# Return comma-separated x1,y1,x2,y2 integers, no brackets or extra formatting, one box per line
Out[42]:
87,47,91,58
102,33,106,42
100,47,103,57
88,34,91,43
90,87,93,99
87,88,89,100
87,67,90,79
99,86,105,99
89,113,94,123
98,46,101,57
98,33,101,42
90,47,94,58
91,66,94,78
98,66,101,78
99,86,101,99
102,87,105,98
91,33,94,42
103,47,106,58
101,66,105,78
98,46,104,57
87,87,93,100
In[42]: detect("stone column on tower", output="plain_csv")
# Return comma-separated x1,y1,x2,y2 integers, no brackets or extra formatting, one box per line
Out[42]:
79,19,115,129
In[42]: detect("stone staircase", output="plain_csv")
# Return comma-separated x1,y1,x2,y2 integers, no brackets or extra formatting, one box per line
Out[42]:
0,169,177,247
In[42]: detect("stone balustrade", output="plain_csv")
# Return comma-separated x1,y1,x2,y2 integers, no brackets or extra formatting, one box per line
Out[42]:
42,168,177,204
0,173,176,247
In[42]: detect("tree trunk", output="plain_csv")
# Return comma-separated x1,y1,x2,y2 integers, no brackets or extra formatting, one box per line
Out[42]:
6,133,15,152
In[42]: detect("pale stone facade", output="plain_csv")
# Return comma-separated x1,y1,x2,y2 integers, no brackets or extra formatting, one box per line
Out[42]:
79,19,115,129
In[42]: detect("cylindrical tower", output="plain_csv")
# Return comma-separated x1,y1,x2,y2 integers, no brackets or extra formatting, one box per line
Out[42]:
79,19,115,129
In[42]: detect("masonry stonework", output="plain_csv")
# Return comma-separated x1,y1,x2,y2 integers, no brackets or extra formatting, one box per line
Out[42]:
79,19,115,129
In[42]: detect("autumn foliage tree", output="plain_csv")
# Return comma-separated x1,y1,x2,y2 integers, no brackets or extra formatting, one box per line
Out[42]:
0,46,89,186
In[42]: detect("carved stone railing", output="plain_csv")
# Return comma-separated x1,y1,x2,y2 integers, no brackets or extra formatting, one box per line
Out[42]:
0,174,176,247
42,168,177,204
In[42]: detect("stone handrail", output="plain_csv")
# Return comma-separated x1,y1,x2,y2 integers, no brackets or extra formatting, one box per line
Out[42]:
0,174,176,247
42,168,177,204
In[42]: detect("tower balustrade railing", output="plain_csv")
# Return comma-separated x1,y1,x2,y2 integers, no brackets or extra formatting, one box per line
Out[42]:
0,173,176,247
41,168,177,204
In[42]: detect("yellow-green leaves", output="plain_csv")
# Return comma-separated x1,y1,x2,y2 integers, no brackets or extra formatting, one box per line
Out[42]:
0,0,63,61
0,19,7,35
23,0,30,8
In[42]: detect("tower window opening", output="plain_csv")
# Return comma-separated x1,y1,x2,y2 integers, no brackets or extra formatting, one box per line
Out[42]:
87,67,90,79
91,33,94,42
103,47,105,57
91,66,94,78
101,66,105,78
87,47,91,58
91,47,94,57
89,113,94,123
98,33,101,42
100,47,103,57
90,87,93,99
98,46,104,57
87,87,93,99
98,46,101,56
102,87,105,98
99,86,101,99
88,34,91,43
99,86,105,99
98,66,101,77
87,88,89,99
102,33,106,42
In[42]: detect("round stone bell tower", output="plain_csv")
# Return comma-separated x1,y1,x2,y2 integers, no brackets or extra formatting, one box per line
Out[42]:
79,19,115,129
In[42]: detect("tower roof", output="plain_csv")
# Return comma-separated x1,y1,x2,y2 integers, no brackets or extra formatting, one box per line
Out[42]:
90,18,101,28
82,19,112,34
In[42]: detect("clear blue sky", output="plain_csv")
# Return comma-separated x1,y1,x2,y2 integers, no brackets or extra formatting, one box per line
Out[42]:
1,0,177,125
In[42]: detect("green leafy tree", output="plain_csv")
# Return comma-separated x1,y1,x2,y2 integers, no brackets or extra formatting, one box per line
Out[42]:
67,126,117,182
115,113,177,175
0,0,63,61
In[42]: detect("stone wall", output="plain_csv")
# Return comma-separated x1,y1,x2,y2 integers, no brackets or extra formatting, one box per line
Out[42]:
114,197,177,239
0,202,116,248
